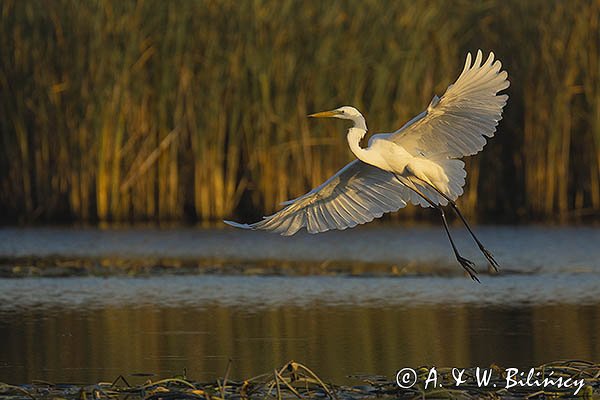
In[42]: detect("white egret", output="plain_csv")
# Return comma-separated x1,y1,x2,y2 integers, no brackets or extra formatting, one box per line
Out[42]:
226,50,509,281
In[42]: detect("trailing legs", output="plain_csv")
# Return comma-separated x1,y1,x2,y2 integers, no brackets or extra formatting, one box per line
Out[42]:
395,175,480,282
418,180,499,272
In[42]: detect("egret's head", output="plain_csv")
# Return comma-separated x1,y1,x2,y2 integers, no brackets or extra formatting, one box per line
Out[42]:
308,106,363,120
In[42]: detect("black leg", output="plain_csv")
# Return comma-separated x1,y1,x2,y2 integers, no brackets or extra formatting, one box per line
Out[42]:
395,175,480,282
419,180,500,273
448,202,499,272
438,206,480,282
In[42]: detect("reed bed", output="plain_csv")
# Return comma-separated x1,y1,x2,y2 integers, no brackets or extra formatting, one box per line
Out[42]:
0,0,599,223
1,360,598,399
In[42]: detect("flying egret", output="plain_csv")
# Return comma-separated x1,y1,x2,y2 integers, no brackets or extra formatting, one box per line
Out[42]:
226,50,509,281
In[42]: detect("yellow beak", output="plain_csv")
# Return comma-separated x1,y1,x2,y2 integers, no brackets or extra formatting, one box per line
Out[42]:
308,110,341,118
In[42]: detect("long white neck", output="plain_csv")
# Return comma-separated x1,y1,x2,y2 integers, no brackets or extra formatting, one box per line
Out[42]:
346,116,369,161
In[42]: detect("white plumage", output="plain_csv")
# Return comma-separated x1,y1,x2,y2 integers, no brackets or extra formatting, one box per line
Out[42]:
391,51,509,159
225,50,510,280
226,160,410,235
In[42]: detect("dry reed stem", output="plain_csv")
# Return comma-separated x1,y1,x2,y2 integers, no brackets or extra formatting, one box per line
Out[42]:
0,0,598,224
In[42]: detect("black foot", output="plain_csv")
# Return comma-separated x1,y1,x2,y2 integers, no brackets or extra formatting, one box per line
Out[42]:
457,256,480,283
480,246,500,273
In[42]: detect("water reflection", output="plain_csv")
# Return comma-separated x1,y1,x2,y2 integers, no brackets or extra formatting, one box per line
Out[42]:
1,226,599,384
1,276,600,384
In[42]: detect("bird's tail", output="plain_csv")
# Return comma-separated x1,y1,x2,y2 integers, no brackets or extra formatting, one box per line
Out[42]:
436,158,467,201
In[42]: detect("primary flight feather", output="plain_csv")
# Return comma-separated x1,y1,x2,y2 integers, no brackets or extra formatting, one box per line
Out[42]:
225,50,510,281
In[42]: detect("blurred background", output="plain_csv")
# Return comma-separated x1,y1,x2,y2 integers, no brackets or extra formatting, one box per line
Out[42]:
1,0,599,224
1,0,600,389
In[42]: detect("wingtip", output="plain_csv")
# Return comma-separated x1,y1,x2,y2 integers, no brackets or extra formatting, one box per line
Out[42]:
463,50,506,80
485,51,495,66
475,49,483,66
465,52,472,67
223,220,252,229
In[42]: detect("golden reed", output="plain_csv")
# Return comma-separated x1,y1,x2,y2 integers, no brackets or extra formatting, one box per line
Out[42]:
0,0,598,223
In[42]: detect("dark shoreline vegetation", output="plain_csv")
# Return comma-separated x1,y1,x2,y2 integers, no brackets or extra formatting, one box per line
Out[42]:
0,360,597,399
1,255,512,278
1,1,599,225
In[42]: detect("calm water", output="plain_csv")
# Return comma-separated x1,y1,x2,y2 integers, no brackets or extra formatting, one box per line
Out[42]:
0,226,599,384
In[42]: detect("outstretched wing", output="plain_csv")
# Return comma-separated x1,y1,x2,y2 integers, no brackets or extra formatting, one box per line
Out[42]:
225,160,410,235
392,50,510,159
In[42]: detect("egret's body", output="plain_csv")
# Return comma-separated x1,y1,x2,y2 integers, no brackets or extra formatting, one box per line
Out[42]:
349,127,451,196
226,50,510,281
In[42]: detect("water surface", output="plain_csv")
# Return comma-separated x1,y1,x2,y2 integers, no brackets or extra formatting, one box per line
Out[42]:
0,226,599,385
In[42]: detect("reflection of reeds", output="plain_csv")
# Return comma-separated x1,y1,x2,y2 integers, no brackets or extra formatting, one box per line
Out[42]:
0,0,598,223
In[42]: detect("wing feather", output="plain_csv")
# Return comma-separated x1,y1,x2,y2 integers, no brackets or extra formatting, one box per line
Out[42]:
224,160,409,235
391,50,509,159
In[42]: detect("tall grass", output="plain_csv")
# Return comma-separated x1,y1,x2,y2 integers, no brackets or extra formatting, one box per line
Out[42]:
0,0,598,224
